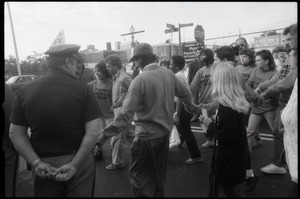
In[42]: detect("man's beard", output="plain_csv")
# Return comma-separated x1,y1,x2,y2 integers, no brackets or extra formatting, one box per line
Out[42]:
201,57,210,66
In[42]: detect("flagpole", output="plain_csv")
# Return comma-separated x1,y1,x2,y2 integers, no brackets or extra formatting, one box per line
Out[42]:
7,2,22,76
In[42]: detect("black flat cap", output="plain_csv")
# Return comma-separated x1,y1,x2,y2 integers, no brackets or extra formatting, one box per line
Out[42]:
45,44,81,56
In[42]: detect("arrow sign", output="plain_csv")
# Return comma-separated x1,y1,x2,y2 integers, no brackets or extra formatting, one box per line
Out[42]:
179,23,193,28
165,28,179,34
166,23,175,29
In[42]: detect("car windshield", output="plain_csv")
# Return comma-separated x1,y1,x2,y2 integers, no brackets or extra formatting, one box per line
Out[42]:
5,75,36,84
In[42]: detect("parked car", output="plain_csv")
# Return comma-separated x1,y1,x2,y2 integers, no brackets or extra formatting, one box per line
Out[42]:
6,75,37,95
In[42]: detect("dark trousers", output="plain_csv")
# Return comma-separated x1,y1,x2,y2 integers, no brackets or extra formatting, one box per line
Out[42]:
272,102,286,167
3,141,19,197
223,184,245,198
34,153,95,197
129,135,169,197
176,108,201,159
289,182,298,198
210,178,244,198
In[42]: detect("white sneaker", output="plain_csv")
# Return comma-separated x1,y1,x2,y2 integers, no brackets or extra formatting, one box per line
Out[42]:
260,163,287,174
201,141,215,148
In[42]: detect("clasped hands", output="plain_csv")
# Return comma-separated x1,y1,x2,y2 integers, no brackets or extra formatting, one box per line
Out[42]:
184,103,212,127
32,159,77,181
199,115,212,127
184,102,202,114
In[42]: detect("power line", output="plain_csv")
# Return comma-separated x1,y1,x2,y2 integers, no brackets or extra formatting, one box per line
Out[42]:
182,27,286,43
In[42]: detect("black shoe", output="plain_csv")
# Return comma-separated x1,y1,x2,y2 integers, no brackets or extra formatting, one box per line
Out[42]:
178,137,185,148
246,175,259,192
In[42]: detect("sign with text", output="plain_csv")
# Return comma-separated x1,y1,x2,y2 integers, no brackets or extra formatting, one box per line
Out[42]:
182,41,204,64
165,27,179,34
179,23,193,28
254,34,283,48
166,23,175,29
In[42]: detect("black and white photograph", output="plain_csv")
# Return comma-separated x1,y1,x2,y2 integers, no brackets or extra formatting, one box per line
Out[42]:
3,1,297,197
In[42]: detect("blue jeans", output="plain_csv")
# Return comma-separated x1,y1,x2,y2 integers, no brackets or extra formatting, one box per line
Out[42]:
247,108,279,153
129,135,169,197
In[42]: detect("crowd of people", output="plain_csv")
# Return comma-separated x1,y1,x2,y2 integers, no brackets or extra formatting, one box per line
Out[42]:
3,23,297,198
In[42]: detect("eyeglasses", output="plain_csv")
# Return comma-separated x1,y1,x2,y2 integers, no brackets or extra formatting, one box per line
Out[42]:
239,44,245,47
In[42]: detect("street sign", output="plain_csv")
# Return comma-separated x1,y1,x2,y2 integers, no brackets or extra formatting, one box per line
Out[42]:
194,25,205,44
166,23,176,29
165,28,179,34
179,23,193,28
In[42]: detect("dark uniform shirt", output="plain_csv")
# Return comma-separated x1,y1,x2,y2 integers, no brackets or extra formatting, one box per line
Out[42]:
10,68,101,157
3,83,16,146
188,58,204,85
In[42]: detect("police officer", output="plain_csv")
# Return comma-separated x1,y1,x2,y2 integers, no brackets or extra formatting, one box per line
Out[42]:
9,44,101,197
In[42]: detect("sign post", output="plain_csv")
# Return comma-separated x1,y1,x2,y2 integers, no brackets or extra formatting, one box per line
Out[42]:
165,23,177,57
178,23,193,56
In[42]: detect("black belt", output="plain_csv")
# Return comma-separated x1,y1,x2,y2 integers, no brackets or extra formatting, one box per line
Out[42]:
37,150,77,158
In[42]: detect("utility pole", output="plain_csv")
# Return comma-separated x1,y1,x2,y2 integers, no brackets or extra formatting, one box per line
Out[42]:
121,25,145,48
7,2,22,76
179,24,182,56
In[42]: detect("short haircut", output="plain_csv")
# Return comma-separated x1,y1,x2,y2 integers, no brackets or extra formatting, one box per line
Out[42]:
139,53,158,68
171,55,185,70
46,56,68,69
104,54,122,69
159,59,170,67
283,23,297,35
239,49,255,66
255,49,276,70
215,46,235,62
95,61,111,79
200,48,214,65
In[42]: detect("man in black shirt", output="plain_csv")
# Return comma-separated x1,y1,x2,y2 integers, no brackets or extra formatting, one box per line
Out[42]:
9,44,101,197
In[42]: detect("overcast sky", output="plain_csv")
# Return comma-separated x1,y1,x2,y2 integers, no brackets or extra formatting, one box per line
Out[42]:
4,2,297,60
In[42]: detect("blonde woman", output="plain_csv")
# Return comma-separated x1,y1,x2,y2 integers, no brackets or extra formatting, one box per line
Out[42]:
200,62,250,197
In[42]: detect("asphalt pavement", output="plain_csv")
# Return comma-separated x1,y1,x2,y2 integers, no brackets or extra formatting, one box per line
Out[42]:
15,118,294,197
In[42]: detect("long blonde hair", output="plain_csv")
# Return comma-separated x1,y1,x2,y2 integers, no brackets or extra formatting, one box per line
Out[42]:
211,62,250,114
